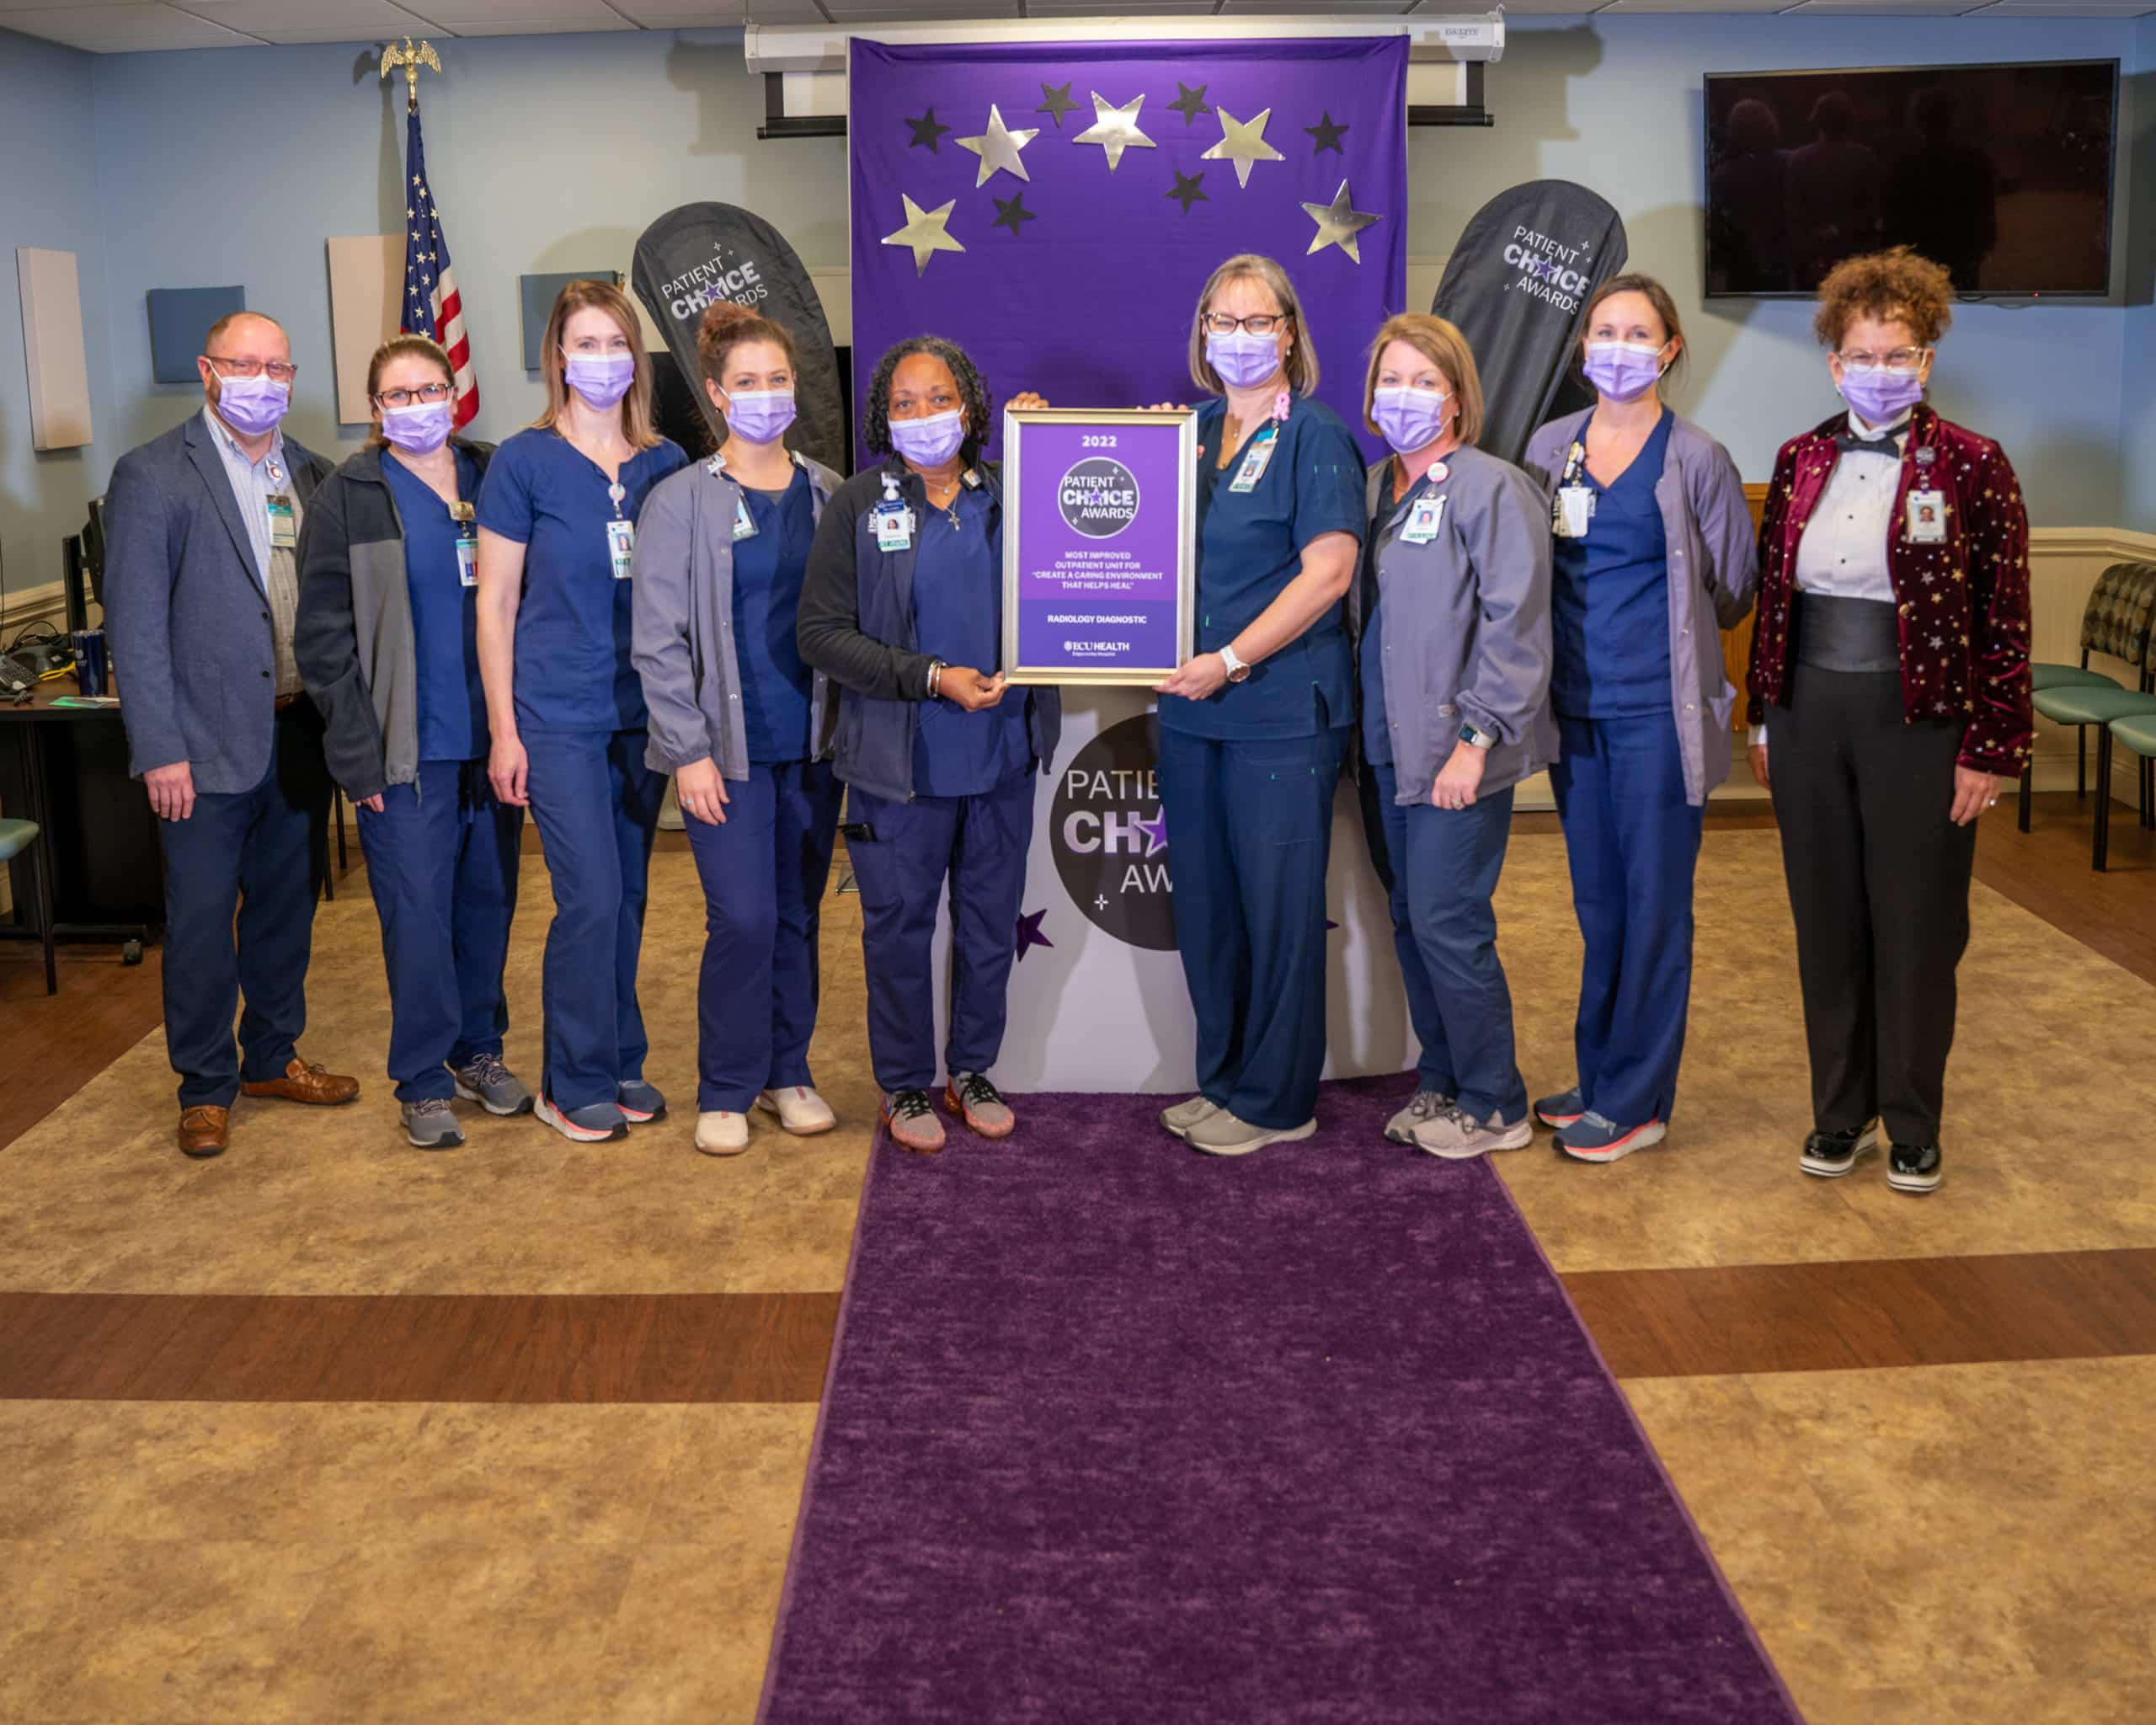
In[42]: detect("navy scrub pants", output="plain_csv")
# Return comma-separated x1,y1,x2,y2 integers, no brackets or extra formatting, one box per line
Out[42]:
356,758,524,1104
1548,713,1705,1128
681,760,843,1113
157,698,334,1108
1159,725,1348,1130
1357,759,1526,1123
846,772,1034,1096
522,728,665,1112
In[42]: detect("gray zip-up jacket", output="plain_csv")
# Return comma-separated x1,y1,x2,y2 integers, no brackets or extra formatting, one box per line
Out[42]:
1348,444,1557,803
1522,409,1758,806
629,447,842,782
294,438,494,801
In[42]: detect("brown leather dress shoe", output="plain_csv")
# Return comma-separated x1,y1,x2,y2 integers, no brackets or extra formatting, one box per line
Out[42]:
240,1057,360,1107
179,1104,231,1159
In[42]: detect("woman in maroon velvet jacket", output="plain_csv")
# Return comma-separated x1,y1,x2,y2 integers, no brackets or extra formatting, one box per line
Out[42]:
1747,247,2032,1198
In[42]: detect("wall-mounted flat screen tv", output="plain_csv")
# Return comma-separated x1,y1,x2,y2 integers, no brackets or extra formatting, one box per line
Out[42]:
1704,61,2117,299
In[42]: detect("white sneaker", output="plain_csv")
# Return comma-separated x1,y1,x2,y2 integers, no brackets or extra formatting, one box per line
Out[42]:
757,1087,836,1135
1385,1089,1454,1144
1412,1103,1533,1161
694,1110,750,1156
1186,1109,1318,1157
1160,1094,1221,1140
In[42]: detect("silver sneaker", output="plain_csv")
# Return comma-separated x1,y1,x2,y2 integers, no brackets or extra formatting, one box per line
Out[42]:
1385,1089,1455,1145
1160,1094,1222,1140
1186,1109,1317,1157
1411,1103,1533,1161
402,1097,465,1151
451,1053,533,1117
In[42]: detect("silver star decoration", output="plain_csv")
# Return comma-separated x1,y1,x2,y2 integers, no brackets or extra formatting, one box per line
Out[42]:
1073,91,1155,172
1202,106,1283,189
881,194,965,276
1300,179,1381,264
957,103,1038,188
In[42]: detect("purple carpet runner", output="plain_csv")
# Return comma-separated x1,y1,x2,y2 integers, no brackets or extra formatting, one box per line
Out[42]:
760,1076,1801,1723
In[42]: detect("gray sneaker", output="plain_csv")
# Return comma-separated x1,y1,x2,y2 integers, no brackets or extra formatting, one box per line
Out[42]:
617,1079,667,1124
1412,1103,1533,1161
1160,1094,1222,1140
402,1097,465,1151
536,1095,628,1144
452,1053,533,1117
1385,1089,1454,1145
1186,1109,1318,1157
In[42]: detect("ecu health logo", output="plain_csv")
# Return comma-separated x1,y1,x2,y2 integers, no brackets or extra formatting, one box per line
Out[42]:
1057,457,1140,539
1049,714,1175,951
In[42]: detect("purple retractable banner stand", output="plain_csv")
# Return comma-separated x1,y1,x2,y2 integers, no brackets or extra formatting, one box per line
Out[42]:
1002,409,1196,686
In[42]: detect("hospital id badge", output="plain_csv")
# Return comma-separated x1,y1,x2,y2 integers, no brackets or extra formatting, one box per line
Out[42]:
1401,495,1446,545
606,517,636,579
733,497,758,541
873,503,913,554
1555,485,1593,539
267,494,297,550
456,530,478,589
1905,488,1947,544
1228,433,1278,494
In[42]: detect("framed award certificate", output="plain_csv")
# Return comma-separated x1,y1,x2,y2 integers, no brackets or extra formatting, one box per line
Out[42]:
1000,407,1198,686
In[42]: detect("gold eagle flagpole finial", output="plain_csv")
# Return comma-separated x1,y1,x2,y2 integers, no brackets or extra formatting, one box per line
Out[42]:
379,37,442,114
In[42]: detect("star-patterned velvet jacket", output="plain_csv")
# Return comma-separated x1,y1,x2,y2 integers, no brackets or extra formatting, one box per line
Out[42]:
1747,404,2034,775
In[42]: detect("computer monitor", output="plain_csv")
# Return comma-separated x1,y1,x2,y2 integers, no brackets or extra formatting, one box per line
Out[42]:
82,497,106,607
62,498,108,636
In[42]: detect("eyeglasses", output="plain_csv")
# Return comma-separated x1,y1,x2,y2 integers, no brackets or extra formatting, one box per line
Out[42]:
1837,348,1928,371
1203,312,1288,337
205,355,298,384
374,382,453,408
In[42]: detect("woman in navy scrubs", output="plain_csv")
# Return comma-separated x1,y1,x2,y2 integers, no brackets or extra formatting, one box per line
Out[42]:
476,280,687,1144
797,338,1054,1155
632,302,845,1158
296,334,529,1150
1151,254,1367,1158
1353,314,1554,1161
1523,275,1758,1164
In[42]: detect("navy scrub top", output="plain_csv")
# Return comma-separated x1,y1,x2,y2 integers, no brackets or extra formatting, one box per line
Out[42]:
475,426,688,734
912,484,1031,798
1358,467,1439,770
1550,409,1675,719
732,467,818,764
1164,394,1367,742
382,445,487,763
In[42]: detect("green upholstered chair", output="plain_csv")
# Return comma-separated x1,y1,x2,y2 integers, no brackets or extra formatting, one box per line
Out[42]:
0,816,55,994
2020,561,2156,831
2097,710,2156,870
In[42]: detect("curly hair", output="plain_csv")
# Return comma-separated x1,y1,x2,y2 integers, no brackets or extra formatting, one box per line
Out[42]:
695,299,795,384
862,335,991,464
1812,247,1956,351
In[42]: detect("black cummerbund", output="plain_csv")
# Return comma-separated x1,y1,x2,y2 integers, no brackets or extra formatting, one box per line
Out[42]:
1794,593,1900,673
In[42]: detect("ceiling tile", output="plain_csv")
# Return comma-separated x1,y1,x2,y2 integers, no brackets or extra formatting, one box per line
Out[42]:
182,0,433,28
608,0,746,23
437,15,631,29
1774,0,1983,11
1596,0,1792,11
1,2,212,29
1963,0,2153,10
418,0,623,19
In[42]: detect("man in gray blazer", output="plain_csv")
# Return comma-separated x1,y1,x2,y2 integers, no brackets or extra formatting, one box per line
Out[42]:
104,311,360,1158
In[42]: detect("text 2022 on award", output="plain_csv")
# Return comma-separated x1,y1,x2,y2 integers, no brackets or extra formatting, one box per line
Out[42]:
1001,409,1197,686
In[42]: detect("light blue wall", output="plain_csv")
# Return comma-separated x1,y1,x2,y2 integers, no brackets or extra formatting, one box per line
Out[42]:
0,28,114,608
2121,18,2156,534
1415,14,2144,526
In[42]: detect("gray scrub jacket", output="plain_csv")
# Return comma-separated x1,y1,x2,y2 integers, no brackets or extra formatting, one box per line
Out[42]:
1522,409,1759,806
1348,443,1557,803
630,446,842,783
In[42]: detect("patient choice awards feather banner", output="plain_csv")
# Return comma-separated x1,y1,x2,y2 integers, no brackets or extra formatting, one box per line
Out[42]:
847,36,1408,467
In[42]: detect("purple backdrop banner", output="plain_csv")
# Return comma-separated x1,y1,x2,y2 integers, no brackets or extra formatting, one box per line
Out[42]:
848,36,1409,467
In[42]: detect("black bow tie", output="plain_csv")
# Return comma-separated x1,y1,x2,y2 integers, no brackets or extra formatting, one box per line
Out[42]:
1836,425,1906,456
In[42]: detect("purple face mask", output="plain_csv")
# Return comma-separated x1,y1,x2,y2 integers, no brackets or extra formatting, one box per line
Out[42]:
1206,328,1283,391
1582,341,1666,403
724,389,797,446
890,408,966,467
380,400,453,457
1838,364,1926,427
563,350,635,411
1371,386,1451,455
215,372,291,437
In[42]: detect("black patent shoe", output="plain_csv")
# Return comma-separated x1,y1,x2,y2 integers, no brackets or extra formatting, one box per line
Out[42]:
1799,1119,1879,1178
1887,1140,1944,1195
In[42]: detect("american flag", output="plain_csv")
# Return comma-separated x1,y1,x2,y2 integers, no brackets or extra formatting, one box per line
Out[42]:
400,102,478,429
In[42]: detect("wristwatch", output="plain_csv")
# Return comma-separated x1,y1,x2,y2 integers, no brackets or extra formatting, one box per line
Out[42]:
1219,643,1251,684
1459,723,1496,750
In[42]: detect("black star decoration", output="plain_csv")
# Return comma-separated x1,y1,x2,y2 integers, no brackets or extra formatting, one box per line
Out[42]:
1037,81,1079,128
1305,110,1348,154
1166,169,1208,215
992,192,1038,237
905,107,952,152
1168,82,1209,126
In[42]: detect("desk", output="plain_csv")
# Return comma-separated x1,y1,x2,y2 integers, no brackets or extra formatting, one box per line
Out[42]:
0,678,163,955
